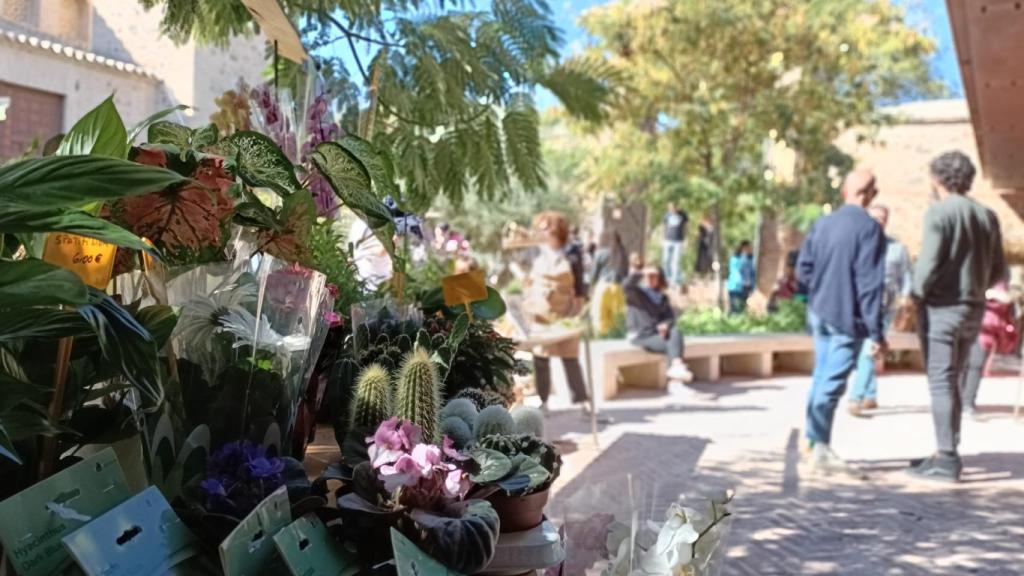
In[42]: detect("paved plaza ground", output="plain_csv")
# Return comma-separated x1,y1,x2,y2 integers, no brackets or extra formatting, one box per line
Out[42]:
542,371,1024,575
304,369,1024,574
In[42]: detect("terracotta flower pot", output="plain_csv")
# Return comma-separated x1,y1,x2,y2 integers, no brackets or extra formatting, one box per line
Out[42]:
488,489,550,533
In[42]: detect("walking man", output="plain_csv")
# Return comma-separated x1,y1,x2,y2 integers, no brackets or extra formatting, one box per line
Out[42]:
797,168,886,472
848,204,913,415
910,151,1006,483
662,202,688,287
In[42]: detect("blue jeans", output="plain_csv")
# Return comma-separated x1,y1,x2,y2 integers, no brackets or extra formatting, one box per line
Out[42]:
663,240,684,285
848,312,893,402
806,312,863,445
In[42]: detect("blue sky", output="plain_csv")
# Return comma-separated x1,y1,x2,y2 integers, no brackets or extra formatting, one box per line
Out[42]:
542,0,963,104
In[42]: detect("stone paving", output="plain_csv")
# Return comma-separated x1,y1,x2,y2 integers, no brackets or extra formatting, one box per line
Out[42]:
538,372,1024,575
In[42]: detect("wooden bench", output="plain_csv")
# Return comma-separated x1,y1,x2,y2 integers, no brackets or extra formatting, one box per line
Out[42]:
591,331,922,400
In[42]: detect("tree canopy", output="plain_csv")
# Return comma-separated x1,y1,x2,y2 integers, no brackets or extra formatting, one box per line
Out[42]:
556,0,938,247
139,0,615,212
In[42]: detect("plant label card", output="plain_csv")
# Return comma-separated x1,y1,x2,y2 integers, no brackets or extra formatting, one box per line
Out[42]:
42,233,117,289
441,269,487,307
0,448,131,576
219,486,291,576
391,528,464,576
62,485,199,576
273,514,358,576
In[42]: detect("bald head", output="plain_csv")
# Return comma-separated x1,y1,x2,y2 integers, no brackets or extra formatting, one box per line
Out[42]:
842,169,878,208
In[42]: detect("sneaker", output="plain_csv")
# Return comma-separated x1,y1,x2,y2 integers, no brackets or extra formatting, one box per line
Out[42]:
862,398,879,410
847,401,865,417
810,444,865,478
906,454,961,483
667,362,694,383
963,406,981,421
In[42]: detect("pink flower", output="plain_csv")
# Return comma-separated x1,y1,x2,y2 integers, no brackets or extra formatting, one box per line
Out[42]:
442,436,469,461
323,310,342,327
412,443,441,468
366,418,425,469
444,467,470,499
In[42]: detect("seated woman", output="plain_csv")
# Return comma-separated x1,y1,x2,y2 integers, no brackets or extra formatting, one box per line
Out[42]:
623,265,694,383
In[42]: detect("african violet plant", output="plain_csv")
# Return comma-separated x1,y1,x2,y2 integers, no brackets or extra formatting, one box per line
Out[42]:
469,434,562,498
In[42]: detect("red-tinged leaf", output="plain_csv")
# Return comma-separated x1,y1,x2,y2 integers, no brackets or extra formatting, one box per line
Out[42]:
112,158,235,265
256,189,316,265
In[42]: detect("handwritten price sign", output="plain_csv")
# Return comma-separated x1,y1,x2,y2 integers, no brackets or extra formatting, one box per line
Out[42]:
42,234,116,289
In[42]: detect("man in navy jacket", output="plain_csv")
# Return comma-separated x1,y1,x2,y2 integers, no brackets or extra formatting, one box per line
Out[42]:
797,169,887,473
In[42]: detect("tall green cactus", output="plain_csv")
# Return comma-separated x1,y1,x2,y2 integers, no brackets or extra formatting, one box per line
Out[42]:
349,364,393,431
395,349,442,442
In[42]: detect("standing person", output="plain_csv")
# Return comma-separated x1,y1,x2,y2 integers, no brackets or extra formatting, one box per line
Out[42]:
695,215,715,277
522,212,590,414
662,202,689,287
624,265,694,383
961,281,1017,418
797,168,886,473
847,204,913,415
589,229,629,336
911,151,1006,482
726,241,755,314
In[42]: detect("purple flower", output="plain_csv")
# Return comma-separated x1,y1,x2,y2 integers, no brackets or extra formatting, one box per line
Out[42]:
246,456,285,479
200,477,227,498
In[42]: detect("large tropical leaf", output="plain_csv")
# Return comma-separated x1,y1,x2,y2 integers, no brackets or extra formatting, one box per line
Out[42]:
0,308,91,341
0,155,186,209
0,259,88,308
255,189,316,265
0,207,153,252
78,289,164,407
55,95,129,159
113,177,234,264
219,131,301,197
135,305,178,349
337,135,400,201
128,105,189,145
0,404,70,464
310,143,383,224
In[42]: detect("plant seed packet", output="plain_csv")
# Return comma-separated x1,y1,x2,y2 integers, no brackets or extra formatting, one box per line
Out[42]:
219,486,291,576
273,514,358,576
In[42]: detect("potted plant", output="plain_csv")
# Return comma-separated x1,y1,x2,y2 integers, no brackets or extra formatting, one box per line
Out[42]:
468,433,562,533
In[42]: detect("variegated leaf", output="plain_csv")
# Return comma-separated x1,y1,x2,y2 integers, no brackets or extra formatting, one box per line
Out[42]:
219,131,300,197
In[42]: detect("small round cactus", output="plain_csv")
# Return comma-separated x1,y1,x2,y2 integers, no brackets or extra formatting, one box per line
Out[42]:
395,349,442,442
453,388,489,411
440,398,479,429
481,389,510,409
349,364,393,431
511,406,545,438
440,417,474,450
474,405,516,440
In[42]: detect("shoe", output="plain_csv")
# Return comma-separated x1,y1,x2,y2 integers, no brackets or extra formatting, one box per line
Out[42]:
906,454,961,483
963,406,981,421
539,402,549,416
862,398,879,410
811,443,853,475
847,402,864,417
667,362,695,383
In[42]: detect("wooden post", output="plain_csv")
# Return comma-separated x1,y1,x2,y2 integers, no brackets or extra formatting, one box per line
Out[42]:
38,336,74,479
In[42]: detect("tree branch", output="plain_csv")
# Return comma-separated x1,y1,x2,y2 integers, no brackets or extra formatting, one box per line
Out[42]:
326,14,401,48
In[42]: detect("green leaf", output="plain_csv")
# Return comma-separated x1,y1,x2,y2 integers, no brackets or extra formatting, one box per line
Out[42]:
0,425,20,464
0,259,88,307
147,121,194,149
515,456,551,490
127,104,189,144
449,313,470,348
78,290,164,407
469,448,513,483
135,305,178,348
311,142,391,230
2,404,72,441
256,189,317,264
0,371,51,414
0,308,90,341
193,124,220,149
0,208,153,252
219,131,300,196
338,135,400,201
0,155,186,210
56,95,129,159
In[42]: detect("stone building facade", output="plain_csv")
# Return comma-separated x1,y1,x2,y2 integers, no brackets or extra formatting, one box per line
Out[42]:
0,0,266,158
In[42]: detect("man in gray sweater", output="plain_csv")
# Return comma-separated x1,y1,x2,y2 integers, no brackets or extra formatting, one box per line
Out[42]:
911,151,1006,483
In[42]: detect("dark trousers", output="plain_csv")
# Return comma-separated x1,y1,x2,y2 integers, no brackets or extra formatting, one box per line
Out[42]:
631,327,685,362
959,339,988,410
729,290,749,314
919,304,984,456
534,356,588,404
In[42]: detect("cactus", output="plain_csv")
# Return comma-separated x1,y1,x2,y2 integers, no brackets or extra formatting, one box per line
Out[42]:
395,349,442,442
481,389,510,409
474,405,515,440
440,417,474,450
511,406,544,438
440,398,479,429
454,388,489,411
349,364,393,431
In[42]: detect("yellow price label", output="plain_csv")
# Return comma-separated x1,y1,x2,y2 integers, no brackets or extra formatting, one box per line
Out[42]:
42,233,117,290
441,269,487,307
